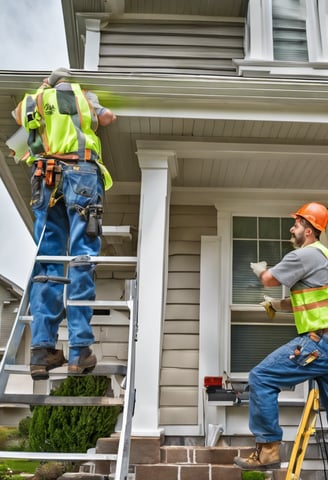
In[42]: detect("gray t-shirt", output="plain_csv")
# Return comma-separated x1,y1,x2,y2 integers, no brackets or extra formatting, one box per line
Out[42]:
270,244,328,291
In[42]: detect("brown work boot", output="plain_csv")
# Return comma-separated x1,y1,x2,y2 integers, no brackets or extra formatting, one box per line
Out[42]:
68,347,97,375
234,442,281,470
30,348,66,380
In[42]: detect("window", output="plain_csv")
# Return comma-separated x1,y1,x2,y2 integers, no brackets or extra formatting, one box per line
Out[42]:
231,216,296,373
272,0,308,61
232,216,294,304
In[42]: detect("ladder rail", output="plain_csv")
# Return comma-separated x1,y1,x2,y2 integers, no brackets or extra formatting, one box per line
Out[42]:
0,276,33,396
114,280,138,480
285,385,320,480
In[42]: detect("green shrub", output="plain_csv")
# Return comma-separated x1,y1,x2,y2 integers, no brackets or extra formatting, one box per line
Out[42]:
0,462,22,480
241,471,266,480
29,376,121,452
0,429,17,450
18,417,32,439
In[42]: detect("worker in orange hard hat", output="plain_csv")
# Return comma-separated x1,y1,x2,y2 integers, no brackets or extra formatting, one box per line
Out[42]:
291,201,328,232
234,201,328,471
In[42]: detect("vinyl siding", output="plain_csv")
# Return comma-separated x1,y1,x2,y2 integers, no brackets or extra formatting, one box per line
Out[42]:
99,19,245,75
159,205,217,425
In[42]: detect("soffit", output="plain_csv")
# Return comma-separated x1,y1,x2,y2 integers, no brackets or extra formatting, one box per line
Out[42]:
1,72,328,231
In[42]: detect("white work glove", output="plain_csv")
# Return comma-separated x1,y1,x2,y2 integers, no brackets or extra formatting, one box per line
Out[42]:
260,295,280,320
260,296,292,320
250,261,267,278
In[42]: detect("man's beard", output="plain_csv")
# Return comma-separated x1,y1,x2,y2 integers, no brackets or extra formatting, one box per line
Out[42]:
290,234,305,248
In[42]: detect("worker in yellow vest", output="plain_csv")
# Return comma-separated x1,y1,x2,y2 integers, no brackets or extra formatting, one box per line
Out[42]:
234,202,328,470
13,67,116,380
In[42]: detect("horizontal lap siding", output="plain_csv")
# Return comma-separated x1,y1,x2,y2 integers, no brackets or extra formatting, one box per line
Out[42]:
160,205,217,426
99,21,244,75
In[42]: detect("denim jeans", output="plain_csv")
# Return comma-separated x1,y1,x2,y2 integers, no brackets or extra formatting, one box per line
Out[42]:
29,161,103,363
248,332,328,443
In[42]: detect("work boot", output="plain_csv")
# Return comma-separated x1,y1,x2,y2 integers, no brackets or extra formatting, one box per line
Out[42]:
30,348,66,380
234,442,281,470
68,347,97,375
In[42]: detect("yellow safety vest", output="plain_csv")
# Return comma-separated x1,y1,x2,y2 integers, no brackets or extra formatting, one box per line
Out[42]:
290,241,328,333
19,83,112,190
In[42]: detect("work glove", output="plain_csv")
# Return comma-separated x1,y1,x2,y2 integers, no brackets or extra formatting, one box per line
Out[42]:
250,260,267,278
260,295,280,320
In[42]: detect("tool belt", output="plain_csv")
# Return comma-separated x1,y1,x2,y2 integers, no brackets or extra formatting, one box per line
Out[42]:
34,158,62,187
308,329,328,342
34,152,97,187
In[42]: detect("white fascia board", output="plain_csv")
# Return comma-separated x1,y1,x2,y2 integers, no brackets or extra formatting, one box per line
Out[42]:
136,140,328,159
3,73,328,123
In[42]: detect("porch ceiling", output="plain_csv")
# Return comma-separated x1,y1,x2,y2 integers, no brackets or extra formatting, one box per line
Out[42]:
1,73,328,231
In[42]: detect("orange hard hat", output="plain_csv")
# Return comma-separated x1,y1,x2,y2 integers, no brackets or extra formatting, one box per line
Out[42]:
291,202,328,232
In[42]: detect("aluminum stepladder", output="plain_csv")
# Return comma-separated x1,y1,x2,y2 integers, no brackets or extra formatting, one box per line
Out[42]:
0,247,139,480
285,381,320,480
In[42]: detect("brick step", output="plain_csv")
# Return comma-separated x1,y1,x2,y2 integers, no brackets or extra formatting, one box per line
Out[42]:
94,437,327,480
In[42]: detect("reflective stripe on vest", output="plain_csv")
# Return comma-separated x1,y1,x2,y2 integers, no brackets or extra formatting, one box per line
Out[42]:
290,241,328,333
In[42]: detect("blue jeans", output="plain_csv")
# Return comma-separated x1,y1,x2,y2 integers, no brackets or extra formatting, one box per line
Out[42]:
249,332,328,443
29,161,103,363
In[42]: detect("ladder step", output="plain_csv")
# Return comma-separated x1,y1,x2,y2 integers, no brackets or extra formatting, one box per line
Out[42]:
0,394,124,407
36,255,137,266
66,300,130,309
0,451,117,461
5,362,127,376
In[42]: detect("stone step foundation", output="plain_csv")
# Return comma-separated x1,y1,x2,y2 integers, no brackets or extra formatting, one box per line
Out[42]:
94,435,328,480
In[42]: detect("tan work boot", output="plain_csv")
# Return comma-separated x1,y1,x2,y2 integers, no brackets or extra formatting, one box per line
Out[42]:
68,347,97,375
30,348,66,380
234,442,281,470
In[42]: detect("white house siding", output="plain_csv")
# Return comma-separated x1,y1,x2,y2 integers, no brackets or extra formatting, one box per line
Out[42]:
159,205,217,426
99,18,245,75
0,282,21,352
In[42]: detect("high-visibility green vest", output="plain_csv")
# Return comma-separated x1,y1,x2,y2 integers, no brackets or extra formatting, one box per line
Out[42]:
20,83,112,190
290,241,328,333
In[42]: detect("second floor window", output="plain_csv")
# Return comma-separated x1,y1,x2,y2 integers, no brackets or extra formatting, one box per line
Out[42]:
272,0,308,61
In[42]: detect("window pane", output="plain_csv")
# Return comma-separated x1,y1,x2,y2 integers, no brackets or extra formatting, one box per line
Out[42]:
259,240,281,266
259,217,280,239
272,0,308,61
231,325,297,372
232,216,291,303
282,218,294,239
233,217,257,238
233,240,257,304
282,240,294,257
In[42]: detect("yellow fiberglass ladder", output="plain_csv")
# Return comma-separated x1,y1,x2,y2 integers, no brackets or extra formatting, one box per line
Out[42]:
285,381,320,480
0,226,138,480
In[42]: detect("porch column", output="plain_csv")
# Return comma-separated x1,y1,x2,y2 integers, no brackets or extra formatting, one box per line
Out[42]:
133,149,177,435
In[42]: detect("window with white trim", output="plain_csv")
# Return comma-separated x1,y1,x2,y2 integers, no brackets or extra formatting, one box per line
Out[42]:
244,0,326,65
272,0,308,61
231,215,297,373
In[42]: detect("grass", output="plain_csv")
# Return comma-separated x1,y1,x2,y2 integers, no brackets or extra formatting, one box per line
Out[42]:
241,471,266,480
4,459,40,474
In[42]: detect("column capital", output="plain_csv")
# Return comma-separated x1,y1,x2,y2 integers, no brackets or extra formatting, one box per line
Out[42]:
136,149,178,178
